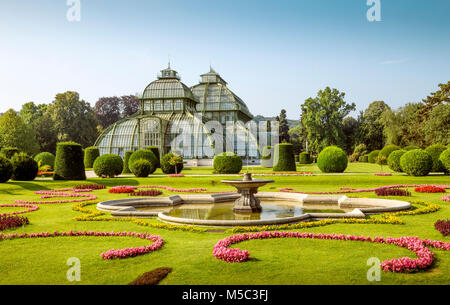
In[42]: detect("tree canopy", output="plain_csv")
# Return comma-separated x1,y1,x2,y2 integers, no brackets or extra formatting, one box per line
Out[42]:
0,109,39,155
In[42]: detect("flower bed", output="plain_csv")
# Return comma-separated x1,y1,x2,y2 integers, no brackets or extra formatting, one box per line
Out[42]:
74,184,106,190
442,195,450,202
435,220,450,236
414,186,446,193
212,231,450,273
129,190,163,197
374,173,392,176
0,204,39,216
168,174,184,177
239,172,314,176
14,189,98,204
108,186,135,194
0,215,29,230
375,188,411,197
0,230,163,259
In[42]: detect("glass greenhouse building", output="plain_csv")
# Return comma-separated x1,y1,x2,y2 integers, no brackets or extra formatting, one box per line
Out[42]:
94,65,274,161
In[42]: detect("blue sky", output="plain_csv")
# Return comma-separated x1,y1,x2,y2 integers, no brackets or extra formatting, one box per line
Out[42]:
0,0,449,119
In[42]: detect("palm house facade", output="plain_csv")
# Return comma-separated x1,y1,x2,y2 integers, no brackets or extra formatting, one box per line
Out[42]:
94,65,263,162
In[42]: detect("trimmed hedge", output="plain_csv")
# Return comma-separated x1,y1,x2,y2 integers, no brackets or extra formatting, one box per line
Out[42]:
213,153,243,174
0,147,19,159
130,159,152,177
84,147,100,169
400,149,432,176
34,152,55,170
122,151,133,174
273,144,296,171
128,150,158,175
11,152,38,181
403,145,420,151
93,154,123,178
387,149,406,172
161,152,184,174
425,144,447,173
358,155,369,163
0,155,13,183
53,142,86,180
368,150,380,163
317,146,348,173
378,145,401,164
299,152,313,164
261,146,273,168
146,146,160,168
439,148,450,173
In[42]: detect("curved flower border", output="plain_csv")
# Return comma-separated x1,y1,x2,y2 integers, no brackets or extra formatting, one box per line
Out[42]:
213,231,450,272
0,230,164,259
442,195,450,202
0,204,39,216
14,189,98,204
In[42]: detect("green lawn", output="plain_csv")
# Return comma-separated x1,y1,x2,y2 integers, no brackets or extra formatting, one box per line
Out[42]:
0,164,449,285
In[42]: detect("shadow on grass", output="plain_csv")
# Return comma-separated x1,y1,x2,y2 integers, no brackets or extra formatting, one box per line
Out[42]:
8,181,51,191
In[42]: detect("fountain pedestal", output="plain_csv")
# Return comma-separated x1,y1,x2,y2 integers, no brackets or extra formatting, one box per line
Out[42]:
221,173,274,213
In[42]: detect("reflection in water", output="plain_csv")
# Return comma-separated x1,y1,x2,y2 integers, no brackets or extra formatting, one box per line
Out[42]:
137,201,347,221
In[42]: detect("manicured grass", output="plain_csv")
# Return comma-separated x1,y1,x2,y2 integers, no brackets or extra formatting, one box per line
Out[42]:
0,168,449,285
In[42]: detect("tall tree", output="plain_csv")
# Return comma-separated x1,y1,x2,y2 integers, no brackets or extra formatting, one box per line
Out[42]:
0,109,40,155
277,109,290,143
301,87,355,153
94,96,121,129
423,103,450,146
360,101,391,151
342,116,359,154
46,91,99,148
120,95,140,118
418,81,450,117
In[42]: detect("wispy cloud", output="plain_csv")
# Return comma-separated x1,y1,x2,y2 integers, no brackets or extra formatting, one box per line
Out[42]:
380,58,409,65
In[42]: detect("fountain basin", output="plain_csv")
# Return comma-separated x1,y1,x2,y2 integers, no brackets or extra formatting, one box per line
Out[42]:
97,192,411,227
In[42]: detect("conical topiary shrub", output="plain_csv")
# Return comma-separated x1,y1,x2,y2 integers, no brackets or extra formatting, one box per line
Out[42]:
83,147,100,169
146,146,160,168
273,143,296,171
53,142,86,180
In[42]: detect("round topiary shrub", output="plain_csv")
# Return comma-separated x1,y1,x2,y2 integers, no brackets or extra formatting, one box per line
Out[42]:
128,150,158,175
378,145,401,164
146,146,160,168
0,155,13,183
261,146,273,168
400,149,433,176
387,149,406,172
403,145,420,151
213,153,243,174
439,148,450,173
273,144,296,171
425,144,447,173
93,154,123,178
34,152,55,170
122,151,133,174
368,150,380,163
130,159,152,177
0,147,19,159
83,147,100,169
10,152,38,181
298,152,313,164
317,146,348,173
53,142,86,180
161,152,184,174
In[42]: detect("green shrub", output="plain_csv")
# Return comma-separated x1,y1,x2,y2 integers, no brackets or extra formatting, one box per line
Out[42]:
273,143,296,171
403,145,420,151
128,150,158,175
34,152,55,170
353,144,368,156
122,151,133,174
317,146,348,173
161,152,184,174
298,152,313,164
130,159,152,177
0,155,13,183
358,155,369,163
83,147,100,169
378,145,401,164
93,154,123,178
387,149,406,172
400,149,432,176
11,152,38,181
260,146,273,167
425,144,447,173
439,148,450,173
368,150,380,163
0,147,19,159
53,142,86,180
213,153,243,174
146,146,160,168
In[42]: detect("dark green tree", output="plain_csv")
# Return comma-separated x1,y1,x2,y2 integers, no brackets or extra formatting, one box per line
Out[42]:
0,109,39,155
360,101,391,151
276,109,290,143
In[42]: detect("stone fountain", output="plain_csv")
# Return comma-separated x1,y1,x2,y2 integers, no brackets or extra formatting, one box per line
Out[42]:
221,173,274,213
